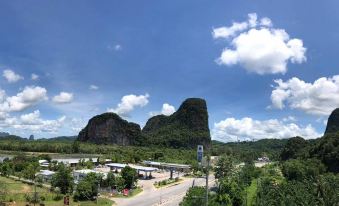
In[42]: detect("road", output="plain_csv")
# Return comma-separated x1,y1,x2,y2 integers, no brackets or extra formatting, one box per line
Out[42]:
112,175,215,206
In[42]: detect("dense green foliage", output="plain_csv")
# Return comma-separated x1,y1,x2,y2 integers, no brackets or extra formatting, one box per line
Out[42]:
256,164,339,206
310,132,339,173
0,139,196,164
282,159,326,181
212,139,288,161
74,173,99,201
0,154,44,178
51,163,74,194
180,186,221,206
120,166,138,189
280,136,309,160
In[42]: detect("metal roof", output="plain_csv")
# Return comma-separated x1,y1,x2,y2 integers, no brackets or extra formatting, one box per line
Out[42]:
36,170,55,176
143,161,190,169
105,163,158,172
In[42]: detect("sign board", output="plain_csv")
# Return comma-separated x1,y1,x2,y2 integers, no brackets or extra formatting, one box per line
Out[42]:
64,196,69,205
197,145,203,163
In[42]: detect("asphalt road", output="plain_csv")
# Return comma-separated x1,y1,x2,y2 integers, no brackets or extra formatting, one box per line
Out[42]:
112,175,215,206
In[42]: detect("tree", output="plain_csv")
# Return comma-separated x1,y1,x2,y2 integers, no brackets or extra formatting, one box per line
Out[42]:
23,162,39,180
238,162,260,187
214,156,234,180
218,178,244,206
180,186,221,206
72,140,80,153
280,136,308,161
282,159,325,181
51,163,73,194
102,171,116,188
0,162,11,177
73,173,99,201
121,166,138,189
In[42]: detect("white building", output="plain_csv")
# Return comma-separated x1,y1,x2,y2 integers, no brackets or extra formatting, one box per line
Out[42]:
73,169,107,184
36,170,55,182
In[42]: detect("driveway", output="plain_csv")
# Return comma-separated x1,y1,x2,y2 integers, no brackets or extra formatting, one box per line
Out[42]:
112,172,215,206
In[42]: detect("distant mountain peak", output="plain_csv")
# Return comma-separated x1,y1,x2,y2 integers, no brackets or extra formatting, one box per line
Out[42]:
325,108,339,135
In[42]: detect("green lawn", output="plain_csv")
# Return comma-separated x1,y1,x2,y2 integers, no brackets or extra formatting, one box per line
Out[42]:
0,176,114,206
154,178,183,188
246,179,257,206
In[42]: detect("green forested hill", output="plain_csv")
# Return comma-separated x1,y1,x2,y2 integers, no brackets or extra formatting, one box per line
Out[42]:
142,98,211,149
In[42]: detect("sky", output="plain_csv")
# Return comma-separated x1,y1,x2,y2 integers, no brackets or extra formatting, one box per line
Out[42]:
0,0,339,142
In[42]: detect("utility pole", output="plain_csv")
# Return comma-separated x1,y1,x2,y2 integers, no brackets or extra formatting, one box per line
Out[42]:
34,176,36,206
205,157,209,206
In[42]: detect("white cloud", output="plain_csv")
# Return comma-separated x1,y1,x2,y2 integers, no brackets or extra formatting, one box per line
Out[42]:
149,103,176,117
3,69,23,83
107,93,149,117
20,110,41,125
89,85,99,90
282,116,297,122
107,44,122,51
161,103,175,116
212,22,248,39
212,117,320,142
31,73,39,80
0,86,47,112
271,76,339,116
0,110,65,133
52,92,74,104
260,17,272,27
213,13,306,74
114,44,122,51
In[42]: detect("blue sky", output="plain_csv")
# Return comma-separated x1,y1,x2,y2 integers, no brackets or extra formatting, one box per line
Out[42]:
0,0,338,141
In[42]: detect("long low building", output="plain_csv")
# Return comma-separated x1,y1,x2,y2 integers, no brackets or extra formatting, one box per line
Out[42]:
143,161,191,179
105,163,158,179
52,158,99,167
73,169,108,184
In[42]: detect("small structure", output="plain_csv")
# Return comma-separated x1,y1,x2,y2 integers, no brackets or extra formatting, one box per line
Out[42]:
39,159,49,168
73,169,107,184
143,161,190,179
258,156,270,162
105,163,158,179
53,158,99,167
36,170,55,182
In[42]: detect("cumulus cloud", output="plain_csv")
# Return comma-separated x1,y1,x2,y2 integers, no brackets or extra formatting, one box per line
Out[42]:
89,85,99,90
31,73,39,80
3,69,23,83
212,117,320,142
52,92,74,104
271,76,339,116
149,103,176,116
161,103,176,116
213,13,306,74
0,110,65,133
107,93,149,117
0,86,47,112
107,44,122,51
114,44,122,51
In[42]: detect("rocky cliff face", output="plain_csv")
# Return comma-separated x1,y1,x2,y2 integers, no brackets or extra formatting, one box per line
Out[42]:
142,98,211,149
77,113,141,145
325,108,339,135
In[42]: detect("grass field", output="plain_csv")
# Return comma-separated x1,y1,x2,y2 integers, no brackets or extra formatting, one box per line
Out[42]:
0,176,114,206
246,179,258,206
